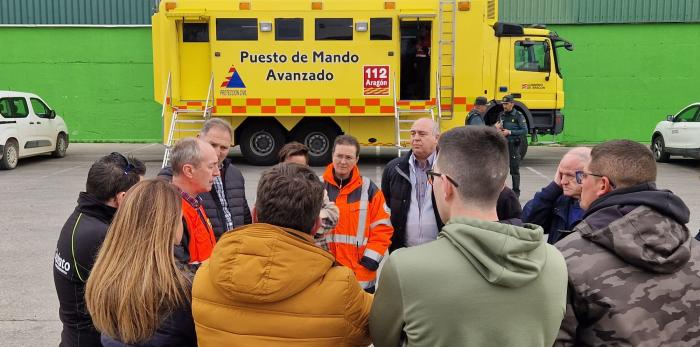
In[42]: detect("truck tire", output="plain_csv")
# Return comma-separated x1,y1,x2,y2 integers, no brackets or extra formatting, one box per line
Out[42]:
1,139,19,170
519,135,528,159
293,123,339,166
239,122,285,166
52,133,68,158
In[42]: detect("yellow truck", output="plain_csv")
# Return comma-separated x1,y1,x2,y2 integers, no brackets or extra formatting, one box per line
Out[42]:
152,0,573,165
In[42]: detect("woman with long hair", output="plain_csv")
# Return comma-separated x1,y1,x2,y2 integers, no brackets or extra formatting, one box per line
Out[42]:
85,178,197,347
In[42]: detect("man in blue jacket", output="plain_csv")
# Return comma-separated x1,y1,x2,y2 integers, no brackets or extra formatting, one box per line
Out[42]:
522,147,590,243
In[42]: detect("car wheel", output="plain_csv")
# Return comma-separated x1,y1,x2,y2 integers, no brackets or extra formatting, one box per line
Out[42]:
1,139,19,170
652,136,670,163
52,133,68,158
293,123,339,167
239,122,285,166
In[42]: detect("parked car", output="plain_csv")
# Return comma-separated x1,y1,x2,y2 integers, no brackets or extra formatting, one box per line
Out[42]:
0,91,69,169
651,102,700,162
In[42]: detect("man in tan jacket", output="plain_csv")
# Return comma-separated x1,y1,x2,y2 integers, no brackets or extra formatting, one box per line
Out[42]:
192,163,372,347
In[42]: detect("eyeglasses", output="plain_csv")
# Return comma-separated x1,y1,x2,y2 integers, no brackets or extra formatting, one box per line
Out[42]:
426,169,460,187
111,152,135,175
575,170,616,189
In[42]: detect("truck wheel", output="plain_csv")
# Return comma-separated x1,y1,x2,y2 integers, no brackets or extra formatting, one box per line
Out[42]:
239,122,285,166
52,133,68,158
1,139,19,170
652,136,670,163
293,123,339,167
519,135,528,159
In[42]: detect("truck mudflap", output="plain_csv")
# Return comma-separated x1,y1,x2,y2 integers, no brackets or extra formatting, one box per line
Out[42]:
554,110,564,135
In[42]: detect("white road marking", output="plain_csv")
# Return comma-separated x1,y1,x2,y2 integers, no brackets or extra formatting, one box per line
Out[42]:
526,166,550,182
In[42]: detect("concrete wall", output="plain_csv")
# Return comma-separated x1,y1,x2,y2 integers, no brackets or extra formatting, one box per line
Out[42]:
2,24,698,143
550,23,700,143
0,27,160,142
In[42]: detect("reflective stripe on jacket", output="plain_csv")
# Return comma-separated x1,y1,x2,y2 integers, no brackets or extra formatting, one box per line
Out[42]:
323,165,393,289
181,199,216,264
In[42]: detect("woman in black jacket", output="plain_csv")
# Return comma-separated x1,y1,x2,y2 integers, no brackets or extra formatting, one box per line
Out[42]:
85,179,197,347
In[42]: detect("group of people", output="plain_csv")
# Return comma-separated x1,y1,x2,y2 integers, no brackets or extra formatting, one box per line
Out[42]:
53,114,700,347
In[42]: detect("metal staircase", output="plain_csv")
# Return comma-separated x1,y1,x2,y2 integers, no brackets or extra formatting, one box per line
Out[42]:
393,73,435,157
161,73,215,168
438,0,456,120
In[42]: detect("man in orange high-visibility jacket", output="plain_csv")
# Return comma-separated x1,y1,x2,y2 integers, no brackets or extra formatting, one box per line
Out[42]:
323,135,394,293
171,138,221,264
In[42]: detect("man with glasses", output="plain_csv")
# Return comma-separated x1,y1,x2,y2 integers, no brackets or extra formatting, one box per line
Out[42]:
370,126,567,347
554,140,700,346
522,147,591,243
497,94,528,197
54,152,145,347
322,135,393,293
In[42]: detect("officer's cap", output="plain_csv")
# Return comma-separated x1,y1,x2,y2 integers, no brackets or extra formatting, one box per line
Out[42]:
502,95,515,103
474,96,488,106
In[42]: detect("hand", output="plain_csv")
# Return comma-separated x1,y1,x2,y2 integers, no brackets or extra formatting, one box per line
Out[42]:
554,165,563,187
502,129,511,136
495,122,503,130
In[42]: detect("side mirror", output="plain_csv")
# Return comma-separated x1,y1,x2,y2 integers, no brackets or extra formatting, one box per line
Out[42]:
564,42,574,51
666,115,675,122
49,110,56,119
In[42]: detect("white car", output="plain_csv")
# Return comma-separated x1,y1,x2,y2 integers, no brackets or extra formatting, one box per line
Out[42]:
0,91,69,169
651,102,700,162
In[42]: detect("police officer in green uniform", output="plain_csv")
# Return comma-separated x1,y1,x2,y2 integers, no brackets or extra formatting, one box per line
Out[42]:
497,95,528,197
465,96,488,126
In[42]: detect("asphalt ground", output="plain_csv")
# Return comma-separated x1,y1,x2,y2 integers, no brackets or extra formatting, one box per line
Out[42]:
1,143,699,346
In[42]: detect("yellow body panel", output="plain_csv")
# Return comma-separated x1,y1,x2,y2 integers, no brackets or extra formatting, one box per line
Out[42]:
153,0,564,145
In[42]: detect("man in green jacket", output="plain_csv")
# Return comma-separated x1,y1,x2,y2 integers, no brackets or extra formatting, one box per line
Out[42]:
369,126,567,347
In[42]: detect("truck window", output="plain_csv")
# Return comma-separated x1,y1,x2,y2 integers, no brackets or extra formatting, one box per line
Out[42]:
217,18,258,41
0,98,29,118
370,18,392,40
275,18,303,41
315,18,352,40
514,41,549,72
183,23,209,42
31,98,51,118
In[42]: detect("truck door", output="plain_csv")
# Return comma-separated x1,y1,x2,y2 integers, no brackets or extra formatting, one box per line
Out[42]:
508,38,557,110
399,18,433,101
178,21,211,101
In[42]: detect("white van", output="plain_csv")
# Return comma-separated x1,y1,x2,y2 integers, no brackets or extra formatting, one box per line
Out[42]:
0,91,69,169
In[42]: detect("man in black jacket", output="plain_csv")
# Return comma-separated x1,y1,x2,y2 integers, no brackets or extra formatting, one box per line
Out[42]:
53,152,145,347
160,118,251,238
382,118,442,253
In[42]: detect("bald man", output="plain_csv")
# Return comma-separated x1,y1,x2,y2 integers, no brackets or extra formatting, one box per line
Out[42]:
522,147,591,243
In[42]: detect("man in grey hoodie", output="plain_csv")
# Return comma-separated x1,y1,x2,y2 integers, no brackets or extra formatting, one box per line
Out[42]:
369,126,568,347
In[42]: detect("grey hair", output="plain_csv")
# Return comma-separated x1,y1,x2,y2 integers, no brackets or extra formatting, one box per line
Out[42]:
200,118,233,138
171,138,203,175
414,117,440,136
564,147,592,163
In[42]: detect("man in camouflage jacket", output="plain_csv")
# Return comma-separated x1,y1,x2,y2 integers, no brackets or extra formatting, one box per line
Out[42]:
554,140,700,346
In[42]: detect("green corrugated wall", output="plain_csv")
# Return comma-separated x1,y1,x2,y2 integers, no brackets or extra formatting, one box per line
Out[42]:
501,0,700,24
